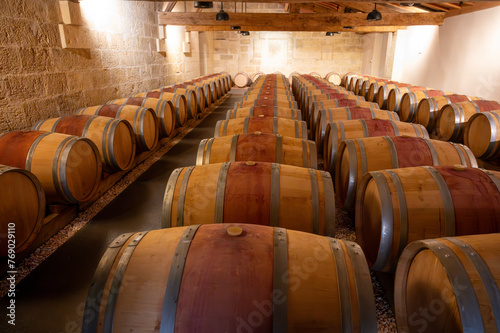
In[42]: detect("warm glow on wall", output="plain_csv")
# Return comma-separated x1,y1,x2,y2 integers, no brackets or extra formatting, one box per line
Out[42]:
80,0,122,32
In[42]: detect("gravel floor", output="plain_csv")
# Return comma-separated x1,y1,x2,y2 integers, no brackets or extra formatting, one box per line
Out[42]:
1,102,398,332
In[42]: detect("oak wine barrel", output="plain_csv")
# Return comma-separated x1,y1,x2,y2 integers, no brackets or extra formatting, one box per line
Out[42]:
226,106,302,121
438,100,500,142
323,119,428,174
335,136,477,211
416,94,473,130
139,92,188,127
464,110,500,160
82,224,376,333
234,72,251,88
77,104,159,152
314,107,400,151
0,131,101,204
215,117,307,140
162,162,334,234
196,133,317,168
395,233,500,333
107,97,176,137
399,90,446,122
356,166,500,272
235,99,298,110
33,115,136,173
387,86,427,112
375,83,412,109
0,165,45,256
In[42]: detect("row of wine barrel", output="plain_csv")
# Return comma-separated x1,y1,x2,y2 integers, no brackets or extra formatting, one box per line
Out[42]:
233,71,342,88
83,73,379,332
341,74,500,332
0,73,232,258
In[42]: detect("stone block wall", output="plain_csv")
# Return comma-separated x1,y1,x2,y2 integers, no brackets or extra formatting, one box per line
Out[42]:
0,0,199,132
203,30,364,80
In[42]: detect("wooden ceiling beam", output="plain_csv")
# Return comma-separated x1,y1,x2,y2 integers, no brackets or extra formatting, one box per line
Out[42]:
158,12,445,27
184,25,407,32
135,0,496,3
445,1,500,17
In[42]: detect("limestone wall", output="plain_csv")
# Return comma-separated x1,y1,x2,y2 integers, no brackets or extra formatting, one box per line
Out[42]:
0,0,199,132
203,30,364,80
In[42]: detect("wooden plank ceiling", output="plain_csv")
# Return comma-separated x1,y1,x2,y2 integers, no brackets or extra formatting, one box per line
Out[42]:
154,1,500,32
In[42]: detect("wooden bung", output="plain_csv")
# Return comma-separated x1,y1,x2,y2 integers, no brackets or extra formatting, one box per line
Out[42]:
82,224,376,332
33,115,136,173
107,97,176,138
323,119,428,175
0,131,101,204
395,233,500,333
162,162,334,235
196,133,317,169
335,136,477,212
0,165,45,256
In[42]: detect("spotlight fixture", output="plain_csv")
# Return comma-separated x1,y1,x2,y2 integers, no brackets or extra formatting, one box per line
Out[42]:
325,32,340,36
231,26,241,30
343,26,354,29
241,31,250,36
216,2,230,21
366,4,382,21
194,1,213,8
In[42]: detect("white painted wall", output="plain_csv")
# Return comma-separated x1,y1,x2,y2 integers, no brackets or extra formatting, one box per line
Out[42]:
391,7,500,101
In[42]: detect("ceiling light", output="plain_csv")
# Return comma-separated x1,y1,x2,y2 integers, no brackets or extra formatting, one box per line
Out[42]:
343,26,354,29
241,31,250,36
367,4,382,21
231,26,241,30
326,32,340,36
216,2,229,21
194,2,213,8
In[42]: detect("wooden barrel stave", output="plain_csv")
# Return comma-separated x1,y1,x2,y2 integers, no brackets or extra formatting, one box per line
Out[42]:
416,94,473,130
0,165,45,256
33,115,136,173
226,107,302,121
0,131,101,204
215,117,307,140
196,133,317,168
335,136,477,211
395,233,500,333
162,162,335,235
323,119,428,174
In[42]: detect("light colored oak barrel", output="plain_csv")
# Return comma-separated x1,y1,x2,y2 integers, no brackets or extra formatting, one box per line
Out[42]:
183,85,206,112
395,233,500,333
312,100,380,128
184,81,212,106
354,77,372,96
300,88,352,111
226,106,302,121
137,92,188,126
215,117,307,140
235,99,298,110
33,115,136,173
196,133,317,168
172,88,198,119
0,131,101,204
245,87,293,95
107,97,176,137
312,105,397,144
367,81,398,102
0,165,45,256
416,94,474,130
360,79,389,99
82,224,376,333
323,119,428,174
242,93,295,103
341,73,358,88
306,93,366,125
387,86,427,112
399,90,446,122
77,104,159,152
464,110,500,160
355,166,500,272
335,136,477,212
438,100,500,143
234,72,251,87
376,83,413,109
162,162,335,235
